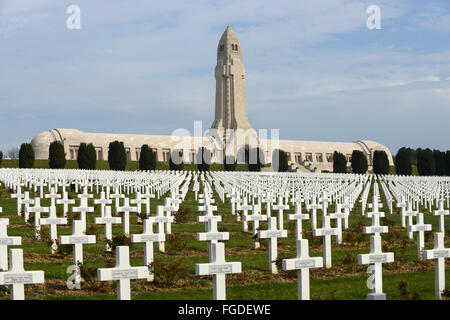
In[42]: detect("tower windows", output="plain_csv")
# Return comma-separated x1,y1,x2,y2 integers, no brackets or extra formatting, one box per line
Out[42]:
231,44,238,51
219,45,224,52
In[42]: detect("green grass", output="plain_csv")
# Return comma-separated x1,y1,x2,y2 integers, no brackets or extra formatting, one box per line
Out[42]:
0,180,448,300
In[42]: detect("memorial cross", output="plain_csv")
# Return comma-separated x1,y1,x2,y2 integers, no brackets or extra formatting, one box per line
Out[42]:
358,234,394,300
21,192,34,223
407,212,432,260
313,215,338,268
195,242,241,300
0,249,44,300
243,204,268,249
94,191,112,217
272,196,289,230
131,217,165,281
39,206,67,254
0,219,21,271
95,206,121,251
97,246,150,300
56,190,75,217
282,239,323,300
423,232,450,300
306,196,320,230
237,197,252,232
59,220,96,289
154,205,174,252
433,201,449,234
258,217,288,274
117,197,138,236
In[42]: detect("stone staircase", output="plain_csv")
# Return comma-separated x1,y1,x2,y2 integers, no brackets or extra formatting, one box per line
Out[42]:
288,162,315,173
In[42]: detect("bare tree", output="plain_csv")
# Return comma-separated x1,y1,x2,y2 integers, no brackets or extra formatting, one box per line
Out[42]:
7,147,19,159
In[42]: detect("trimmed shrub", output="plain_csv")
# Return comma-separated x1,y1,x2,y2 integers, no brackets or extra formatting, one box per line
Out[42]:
139,144,156,171
433,150,446,176
169,149,184,171
351,150,368,174
19,143,34,168
77,143,96,170
48,141,66,169
108,141,126,171
417,148,435,176
333,151,347,173
224,155,237,171
272,149,289,172
248,147,265,172
395,147,413,176
196,147,211,171
445,151,450,176
373,150,389,175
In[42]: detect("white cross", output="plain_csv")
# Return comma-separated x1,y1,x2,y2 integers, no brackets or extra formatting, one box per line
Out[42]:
131,217,165,281
433,201,449,234
288,207,309,241
0,249,44,300
195,242,241,300
141,187,155,215
72,195,94,234
272,196,289,230
59,220,96,289
358,234,394,300
407,212,432,260
56,190,75,217
131,192,147,223
117,197,138,236
364,209,388,235
282,239,323,300
28,198,49,239
423,232,450,300
21,192,34,223
230,195,243,221
258,217,288,274
261,193,275,216
0,219,21,271
341,196,352,229
97,246,150,300
163,197,176,234
395,196,408,227
319,192,330,215
45,187,61,208
243,204,268,249
329,203,346,244
95,206,122,252
94,191,112,217
36,180,46,198
404,202,418,239
154,205,174,252
313,215,338,268
237,197,252,232
11,188,24,216
110,188,125,214
306,196,321,230
39,206,67,254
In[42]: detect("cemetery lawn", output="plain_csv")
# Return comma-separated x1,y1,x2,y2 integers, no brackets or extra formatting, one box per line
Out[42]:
0,182,448,300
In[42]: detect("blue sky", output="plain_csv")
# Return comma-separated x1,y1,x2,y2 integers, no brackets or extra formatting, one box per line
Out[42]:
1,0,449,155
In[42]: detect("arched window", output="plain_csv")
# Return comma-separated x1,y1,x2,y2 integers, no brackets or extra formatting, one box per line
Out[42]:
235,44,238,51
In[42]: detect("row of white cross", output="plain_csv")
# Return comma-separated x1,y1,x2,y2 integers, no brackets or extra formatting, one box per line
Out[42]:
0,168,449,300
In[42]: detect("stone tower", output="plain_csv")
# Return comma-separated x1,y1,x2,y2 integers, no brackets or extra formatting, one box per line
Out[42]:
211,26,252,132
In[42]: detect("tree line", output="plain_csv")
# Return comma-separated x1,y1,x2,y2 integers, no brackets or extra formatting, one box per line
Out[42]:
7,141,449,176
395,147,450,176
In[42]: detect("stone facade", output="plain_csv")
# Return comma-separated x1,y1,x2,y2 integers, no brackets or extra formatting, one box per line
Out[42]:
30,26,394,172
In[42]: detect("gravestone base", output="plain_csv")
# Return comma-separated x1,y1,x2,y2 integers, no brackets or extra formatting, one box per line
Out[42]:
367,293,386,300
